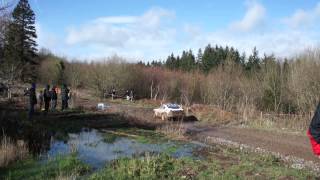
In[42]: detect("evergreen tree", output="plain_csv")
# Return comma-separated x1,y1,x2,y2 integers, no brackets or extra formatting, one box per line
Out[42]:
240,52,246,67
180,51,188,70
202,44,214,73
228,47,241,65
151,60,163,67
151,60,156,67
180,50,195,71
163,44,260,73
165,53,176,70
137,61,145,66
175,55,180,69
188,49,196,70
4,0,38,82
246,47,260,71
196,48,203,69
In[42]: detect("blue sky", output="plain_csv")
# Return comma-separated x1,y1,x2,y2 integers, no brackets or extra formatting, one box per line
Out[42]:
28,0,320,61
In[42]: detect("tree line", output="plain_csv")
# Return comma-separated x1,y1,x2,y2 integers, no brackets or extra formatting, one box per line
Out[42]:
138,45,263,73
36,49,320,115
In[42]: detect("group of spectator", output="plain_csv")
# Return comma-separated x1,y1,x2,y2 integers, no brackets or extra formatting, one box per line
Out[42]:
108,88,134,101
25,83,70,120
125,89,134,101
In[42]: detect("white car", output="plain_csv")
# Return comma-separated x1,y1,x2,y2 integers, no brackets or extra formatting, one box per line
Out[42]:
153,103,185,120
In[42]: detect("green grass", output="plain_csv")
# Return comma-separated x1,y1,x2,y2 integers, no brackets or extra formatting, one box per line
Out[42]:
1,153,91,180
105,128,170,144
164,145,179,154
103,133,119,143
88,148,318,180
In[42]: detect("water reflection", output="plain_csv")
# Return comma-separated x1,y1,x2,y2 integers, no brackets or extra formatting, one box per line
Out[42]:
47,129,200,169
25,127,52,155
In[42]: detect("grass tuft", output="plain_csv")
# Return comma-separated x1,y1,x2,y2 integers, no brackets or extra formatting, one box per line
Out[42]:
0,135,28,168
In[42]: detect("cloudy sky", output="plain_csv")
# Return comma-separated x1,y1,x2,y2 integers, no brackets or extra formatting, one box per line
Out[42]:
30,0,320,61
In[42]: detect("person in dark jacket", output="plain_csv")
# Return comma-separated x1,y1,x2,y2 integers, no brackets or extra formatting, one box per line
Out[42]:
50,87,58,111
38,90,43,111
111,88,116,100
308,102,320,157
61,84,70,111
24,83,37,120
43,85,51,113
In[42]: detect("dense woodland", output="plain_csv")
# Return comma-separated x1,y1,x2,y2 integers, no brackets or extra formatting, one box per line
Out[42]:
1,0,320,115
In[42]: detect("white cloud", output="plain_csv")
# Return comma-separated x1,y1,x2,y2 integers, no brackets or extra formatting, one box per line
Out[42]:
94,16,137,24
181,1,318,58
36,5,320,61
283,2,320,28
181,26,319,58
65,7,176,60
208,30,318,58
229,0,266,32
36,23,59,51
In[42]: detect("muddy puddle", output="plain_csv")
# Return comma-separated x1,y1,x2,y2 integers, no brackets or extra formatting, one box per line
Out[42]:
41,128,204,169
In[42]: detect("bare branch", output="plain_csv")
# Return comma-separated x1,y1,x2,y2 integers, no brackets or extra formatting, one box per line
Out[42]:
0,0,13,14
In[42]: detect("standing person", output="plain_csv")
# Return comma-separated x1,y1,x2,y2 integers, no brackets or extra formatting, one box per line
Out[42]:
61,84,70,111
43,85,51,113
130,89,134,101
308,102,320,157
67,88,72,108
38,90,43,111
126,90,130,101
24,83,37,120
112,88,116,100
50,87,57,111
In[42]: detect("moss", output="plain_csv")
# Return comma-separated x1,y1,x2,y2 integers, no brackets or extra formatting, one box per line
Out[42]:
164,145,179,154
102,133,119,144
106,128,169,144
1,153,91,180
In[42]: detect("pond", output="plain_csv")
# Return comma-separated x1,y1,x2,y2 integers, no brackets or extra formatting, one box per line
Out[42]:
42,128,204,169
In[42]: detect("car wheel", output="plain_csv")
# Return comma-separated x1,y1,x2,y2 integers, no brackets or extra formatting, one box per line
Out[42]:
161,113,167,121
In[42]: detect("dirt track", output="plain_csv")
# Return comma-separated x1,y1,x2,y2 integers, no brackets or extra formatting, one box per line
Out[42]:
106,102,320,166
187,125,319,163
104,102,317,161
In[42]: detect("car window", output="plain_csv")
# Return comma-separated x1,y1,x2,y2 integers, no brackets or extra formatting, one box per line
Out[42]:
167,104,180,109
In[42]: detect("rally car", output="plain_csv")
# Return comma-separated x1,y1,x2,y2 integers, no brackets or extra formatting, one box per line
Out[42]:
153,103,185,120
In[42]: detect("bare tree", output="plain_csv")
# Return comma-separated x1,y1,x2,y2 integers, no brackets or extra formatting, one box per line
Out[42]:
261,56,284,112
0,0,12,42
0,1,14,98
0,0,10,56
288,52,320,113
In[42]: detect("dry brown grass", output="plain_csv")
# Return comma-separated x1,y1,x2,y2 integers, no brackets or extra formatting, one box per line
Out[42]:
190,104,237,125
156,121,187,140
190,103,310,132
0,135,28,167
246,112,311,132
